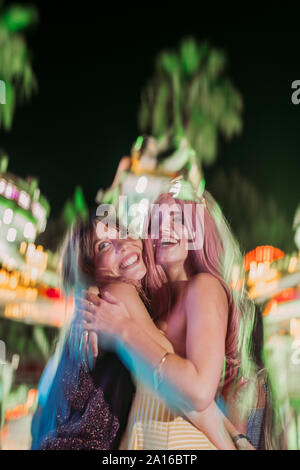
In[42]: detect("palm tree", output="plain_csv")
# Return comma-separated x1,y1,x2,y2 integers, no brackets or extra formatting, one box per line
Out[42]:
138,37,243,182
0,2,38,130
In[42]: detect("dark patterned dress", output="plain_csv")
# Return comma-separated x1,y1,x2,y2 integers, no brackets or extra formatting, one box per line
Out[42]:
31,348,135,450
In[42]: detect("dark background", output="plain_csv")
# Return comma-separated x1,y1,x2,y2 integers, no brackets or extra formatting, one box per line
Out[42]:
1,4,299,226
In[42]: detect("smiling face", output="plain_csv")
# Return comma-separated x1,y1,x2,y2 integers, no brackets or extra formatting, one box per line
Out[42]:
150,199,189,269
93,221,146,282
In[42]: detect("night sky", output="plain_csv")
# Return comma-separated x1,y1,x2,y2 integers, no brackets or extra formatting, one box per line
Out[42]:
1,4,300,225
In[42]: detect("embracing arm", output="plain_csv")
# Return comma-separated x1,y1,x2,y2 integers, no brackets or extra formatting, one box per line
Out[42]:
82,274,228,413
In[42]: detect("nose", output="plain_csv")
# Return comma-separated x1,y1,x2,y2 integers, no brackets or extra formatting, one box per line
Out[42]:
160,214,172,238
113,238,131,253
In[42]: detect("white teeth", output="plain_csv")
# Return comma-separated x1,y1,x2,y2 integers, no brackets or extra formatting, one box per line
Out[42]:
120,254,138,268
161,238,177,244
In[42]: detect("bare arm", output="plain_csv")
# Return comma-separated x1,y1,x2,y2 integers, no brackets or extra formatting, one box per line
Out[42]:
123,273,228,412
181,273,228,410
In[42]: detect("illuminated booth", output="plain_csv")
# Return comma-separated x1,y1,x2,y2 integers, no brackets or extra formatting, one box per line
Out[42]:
242,243,300,449
0,154,72,328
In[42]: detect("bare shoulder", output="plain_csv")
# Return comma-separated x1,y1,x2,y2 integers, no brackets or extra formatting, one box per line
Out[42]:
185,273,228,309
187,272,225,292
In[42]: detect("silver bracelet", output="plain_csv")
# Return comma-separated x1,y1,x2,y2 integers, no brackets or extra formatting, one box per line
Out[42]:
153,352,170,391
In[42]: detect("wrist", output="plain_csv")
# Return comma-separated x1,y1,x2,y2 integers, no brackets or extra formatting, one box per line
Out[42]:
232,434,253,448
153,351,171,391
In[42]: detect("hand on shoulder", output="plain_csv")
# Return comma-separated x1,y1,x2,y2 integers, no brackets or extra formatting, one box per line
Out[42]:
101,281,139,303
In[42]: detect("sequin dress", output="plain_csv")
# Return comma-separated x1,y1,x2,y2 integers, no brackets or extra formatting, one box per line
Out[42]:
34,349,135,450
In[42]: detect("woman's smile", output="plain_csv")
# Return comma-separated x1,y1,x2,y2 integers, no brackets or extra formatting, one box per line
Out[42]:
158,237,179,248
119,252,140,270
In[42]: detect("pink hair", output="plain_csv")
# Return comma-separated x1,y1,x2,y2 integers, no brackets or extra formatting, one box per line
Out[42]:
142,192,248,399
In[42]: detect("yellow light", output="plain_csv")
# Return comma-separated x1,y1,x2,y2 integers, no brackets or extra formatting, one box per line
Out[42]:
9,273,19,289
25,287,38,301
290,318,300,339
22,273,30,287
288,257,298,273
266,267,279,282
19,241,27,255
0,269,9,286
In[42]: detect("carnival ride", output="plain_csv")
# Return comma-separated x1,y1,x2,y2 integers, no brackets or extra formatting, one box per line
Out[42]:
0,155,71,449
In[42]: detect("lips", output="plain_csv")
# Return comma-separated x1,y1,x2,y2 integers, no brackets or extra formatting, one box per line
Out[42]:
119,252,140,269
158,237,179,248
